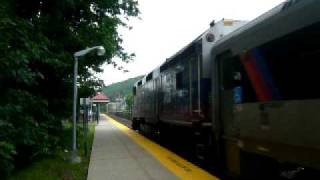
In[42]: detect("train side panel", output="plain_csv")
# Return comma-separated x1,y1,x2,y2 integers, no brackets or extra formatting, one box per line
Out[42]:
212,0,320,177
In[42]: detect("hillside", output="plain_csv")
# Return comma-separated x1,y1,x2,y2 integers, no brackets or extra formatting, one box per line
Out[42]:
102,75,143,101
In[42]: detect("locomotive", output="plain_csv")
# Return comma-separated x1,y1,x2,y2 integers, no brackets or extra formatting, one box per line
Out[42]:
132,0,320,178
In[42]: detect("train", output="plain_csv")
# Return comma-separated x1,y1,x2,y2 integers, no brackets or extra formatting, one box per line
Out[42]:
132,0,320,179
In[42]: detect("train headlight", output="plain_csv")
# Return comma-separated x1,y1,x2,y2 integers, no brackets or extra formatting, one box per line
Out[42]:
206,33,215,42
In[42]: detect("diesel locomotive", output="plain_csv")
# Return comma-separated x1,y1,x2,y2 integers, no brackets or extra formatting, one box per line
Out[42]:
132,0,320,178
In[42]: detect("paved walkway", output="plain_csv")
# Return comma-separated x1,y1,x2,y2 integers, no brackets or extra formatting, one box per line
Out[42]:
87,115,178,180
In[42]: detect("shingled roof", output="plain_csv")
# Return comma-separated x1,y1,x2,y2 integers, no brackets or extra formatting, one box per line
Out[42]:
92,92,109,103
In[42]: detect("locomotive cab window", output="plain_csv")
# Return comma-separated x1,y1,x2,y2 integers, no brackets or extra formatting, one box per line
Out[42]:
220,54,257,103
146,73,153,82
239,22,320,102
219,22,320,103
176,71,183,90
137,80,142,86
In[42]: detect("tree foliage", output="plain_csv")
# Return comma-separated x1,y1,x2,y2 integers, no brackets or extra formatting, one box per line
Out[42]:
102,75,142,101
125,93,133,111
0,0,139,177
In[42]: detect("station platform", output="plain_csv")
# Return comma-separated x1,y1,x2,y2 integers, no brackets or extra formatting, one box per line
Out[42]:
87,114,219,180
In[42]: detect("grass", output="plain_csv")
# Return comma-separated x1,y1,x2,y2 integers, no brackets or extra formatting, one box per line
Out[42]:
9,122,96,180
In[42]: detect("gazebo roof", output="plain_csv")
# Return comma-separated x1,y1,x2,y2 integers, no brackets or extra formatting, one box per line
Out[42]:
92,92,109,103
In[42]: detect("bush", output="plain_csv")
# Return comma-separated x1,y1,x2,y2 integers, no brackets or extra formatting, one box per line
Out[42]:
0,142,16,178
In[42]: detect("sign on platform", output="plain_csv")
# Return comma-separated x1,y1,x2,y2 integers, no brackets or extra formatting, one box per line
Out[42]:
80,98,90,105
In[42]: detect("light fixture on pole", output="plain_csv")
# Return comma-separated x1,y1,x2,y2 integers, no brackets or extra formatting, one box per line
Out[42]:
71,46,105,163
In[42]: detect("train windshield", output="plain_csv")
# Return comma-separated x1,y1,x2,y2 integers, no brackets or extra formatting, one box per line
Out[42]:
223,22,320,103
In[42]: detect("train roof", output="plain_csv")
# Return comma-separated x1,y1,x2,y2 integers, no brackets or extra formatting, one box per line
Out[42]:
211,0,320,55
133,19,244,87
162,19,245,65
133,22,212,88
133,0,320,88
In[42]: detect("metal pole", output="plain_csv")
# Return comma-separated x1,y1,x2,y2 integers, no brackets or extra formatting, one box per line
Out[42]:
84,104,88,157
97,103,100,124
71,56,80,163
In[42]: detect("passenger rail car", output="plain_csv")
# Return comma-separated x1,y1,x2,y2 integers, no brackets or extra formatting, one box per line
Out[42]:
133,0,320,178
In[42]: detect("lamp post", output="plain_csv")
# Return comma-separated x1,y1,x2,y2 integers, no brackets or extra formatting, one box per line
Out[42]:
71,46,105,163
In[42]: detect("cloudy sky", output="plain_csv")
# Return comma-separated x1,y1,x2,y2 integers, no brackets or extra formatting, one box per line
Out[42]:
99,0,285,86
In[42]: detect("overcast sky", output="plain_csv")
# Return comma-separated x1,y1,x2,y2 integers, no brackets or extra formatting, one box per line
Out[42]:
99,0,285,86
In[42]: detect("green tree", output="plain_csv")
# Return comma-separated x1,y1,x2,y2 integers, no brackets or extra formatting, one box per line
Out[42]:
102,75,142,101
0,0,139,177
125,93,133,111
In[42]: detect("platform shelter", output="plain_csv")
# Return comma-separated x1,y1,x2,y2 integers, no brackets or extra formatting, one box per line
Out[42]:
91,92,109,123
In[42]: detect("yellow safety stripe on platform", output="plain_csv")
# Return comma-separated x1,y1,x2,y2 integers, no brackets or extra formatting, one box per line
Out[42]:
103,114,219,180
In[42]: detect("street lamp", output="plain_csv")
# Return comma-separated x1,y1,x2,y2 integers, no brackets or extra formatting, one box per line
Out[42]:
71,46,105,163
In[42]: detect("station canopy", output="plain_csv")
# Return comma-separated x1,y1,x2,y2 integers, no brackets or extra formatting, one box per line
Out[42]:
91,92,109,103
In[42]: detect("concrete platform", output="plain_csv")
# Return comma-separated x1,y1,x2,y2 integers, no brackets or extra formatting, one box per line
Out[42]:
87,115,218,180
